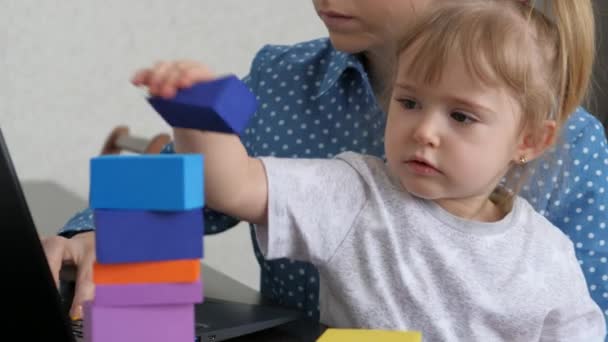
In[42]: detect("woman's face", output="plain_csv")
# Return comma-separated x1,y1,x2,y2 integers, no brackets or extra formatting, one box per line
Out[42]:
312,0,434,53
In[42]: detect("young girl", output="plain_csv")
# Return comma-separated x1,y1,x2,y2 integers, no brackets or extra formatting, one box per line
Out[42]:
51,0,608,326
167,0,605,339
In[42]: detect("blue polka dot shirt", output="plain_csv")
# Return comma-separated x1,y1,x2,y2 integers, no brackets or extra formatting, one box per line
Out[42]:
59,37,608,327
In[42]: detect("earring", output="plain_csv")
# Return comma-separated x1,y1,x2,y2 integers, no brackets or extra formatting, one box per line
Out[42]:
519,155,527,164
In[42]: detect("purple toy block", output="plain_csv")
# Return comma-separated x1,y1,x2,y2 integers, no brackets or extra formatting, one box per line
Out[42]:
147,74,257,135
83,301,195,342
94,208,204,264
94,281,203,306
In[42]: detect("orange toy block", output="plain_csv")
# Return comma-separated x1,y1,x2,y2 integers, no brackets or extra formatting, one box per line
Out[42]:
93,259,200,285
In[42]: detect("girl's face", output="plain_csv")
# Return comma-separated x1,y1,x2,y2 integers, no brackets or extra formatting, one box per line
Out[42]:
384,51,525,218
312,0,433,53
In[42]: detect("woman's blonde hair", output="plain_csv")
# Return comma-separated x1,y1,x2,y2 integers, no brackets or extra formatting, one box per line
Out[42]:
394,0,595,208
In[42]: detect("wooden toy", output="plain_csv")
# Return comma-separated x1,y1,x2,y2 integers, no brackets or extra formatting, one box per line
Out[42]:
317,328,422,342
94,281,203,306
89,154,204,211
93,259,200,284
83,301,195,342
94,208,203,263
147,74,257,135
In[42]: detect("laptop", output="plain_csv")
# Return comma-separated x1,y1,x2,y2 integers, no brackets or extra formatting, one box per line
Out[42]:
0,127,310,342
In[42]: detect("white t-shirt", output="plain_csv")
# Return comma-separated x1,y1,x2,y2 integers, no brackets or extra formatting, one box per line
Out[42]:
256,151,606,341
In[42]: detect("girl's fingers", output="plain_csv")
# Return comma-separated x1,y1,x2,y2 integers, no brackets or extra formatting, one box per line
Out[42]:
148,61,173,95
131,60,216,97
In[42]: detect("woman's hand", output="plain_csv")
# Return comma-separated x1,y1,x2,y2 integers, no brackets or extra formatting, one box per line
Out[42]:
41,231,96,320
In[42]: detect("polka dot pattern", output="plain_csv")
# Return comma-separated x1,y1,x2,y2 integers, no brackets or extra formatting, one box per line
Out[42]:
59,38,608,326
519,109,608,324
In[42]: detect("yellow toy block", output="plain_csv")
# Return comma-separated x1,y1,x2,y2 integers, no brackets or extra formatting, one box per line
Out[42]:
317,328,422,342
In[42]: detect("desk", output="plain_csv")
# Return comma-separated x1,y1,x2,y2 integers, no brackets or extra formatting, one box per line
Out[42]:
60,263,327,342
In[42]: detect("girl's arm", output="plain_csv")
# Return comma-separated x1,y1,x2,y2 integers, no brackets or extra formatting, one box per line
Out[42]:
173,128,268,225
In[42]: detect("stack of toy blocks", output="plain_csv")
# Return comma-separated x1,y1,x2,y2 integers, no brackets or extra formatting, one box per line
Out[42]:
83,153,205,342
82,73,257,342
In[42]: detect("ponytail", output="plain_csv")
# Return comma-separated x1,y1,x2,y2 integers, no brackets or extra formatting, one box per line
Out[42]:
541,0,595,126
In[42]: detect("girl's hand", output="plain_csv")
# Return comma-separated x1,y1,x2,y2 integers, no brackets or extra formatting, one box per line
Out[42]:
131,60,216,99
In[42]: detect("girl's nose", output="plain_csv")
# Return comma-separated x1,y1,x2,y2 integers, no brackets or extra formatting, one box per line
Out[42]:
412,113,440,148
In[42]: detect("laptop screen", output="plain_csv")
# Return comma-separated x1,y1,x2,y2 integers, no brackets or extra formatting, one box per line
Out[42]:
0,128,76,341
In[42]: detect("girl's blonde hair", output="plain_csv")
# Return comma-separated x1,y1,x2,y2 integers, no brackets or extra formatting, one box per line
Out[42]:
395,0,595,208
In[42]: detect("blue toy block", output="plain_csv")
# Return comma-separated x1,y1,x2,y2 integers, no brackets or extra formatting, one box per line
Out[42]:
89,154,204,211
147,74,257,135
83,301,195,342
94,208,203,264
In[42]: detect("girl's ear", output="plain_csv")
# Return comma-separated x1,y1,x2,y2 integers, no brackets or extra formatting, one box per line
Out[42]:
514,120,557,164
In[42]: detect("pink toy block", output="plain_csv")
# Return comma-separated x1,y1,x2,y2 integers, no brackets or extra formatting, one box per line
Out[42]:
83,301,194,342
94,281,203,306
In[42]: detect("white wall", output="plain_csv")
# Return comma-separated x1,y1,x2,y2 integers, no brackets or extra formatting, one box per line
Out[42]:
1,0,327,290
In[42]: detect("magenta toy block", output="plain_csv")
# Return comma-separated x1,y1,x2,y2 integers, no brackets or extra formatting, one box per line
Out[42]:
147,74,257,135
83,301,195,342
89,154,204,211
94,208,204,264
94,281,203,306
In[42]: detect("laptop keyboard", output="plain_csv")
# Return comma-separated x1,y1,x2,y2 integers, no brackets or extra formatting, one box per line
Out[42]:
71,319,84,341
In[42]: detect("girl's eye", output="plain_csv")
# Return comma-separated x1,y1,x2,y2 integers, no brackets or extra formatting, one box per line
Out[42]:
450,111,476,124
399,98,420,110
